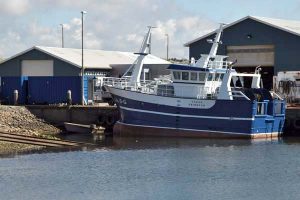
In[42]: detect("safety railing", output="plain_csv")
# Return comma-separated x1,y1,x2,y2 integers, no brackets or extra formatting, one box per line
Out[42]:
229,90,250,100
103,77,154,91
102,77,130,88
156,86,174,97
103,77,223,99
273,100,285,115
256,100,269,115
270,91,284,100
206,60,232,69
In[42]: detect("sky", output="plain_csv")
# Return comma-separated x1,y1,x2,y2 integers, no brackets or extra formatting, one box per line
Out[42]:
0,0,300,59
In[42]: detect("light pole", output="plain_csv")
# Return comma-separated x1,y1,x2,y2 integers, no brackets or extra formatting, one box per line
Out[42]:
81,11,87,105
165,33,169,60
60,24,64,48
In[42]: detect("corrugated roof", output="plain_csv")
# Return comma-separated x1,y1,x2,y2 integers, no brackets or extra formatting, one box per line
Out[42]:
0,46,170,69
184,16,300,47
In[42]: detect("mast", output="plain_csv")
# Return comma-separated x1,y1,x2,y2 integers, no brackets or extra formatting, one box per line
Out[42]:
126,26,154,86
208,23,224,57
196,23,224,68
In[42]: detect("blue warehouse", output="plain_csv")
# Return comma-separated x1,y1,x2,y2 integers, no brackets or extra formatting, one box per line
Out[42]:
0,46,170,104
185,16,300,90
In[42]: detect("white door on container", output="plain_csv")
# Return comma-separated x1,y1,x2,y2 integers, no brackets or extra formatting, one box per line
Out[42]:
21,60,54,76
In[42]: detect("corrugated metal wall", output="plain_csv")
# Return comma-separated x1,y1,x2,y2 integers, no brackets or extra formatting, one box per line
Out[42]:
0,76,90,105
0,76,28,104
28,76,82,104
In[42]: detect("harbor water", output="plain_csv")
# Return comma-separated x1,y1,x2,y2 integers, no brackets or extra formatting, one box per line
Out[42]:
1,136,300,200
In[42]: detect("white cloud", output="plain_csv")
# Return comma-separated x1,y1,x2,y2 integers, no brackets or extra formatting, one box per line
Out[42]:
126,34,143,43
63,24,71,31
85,32,102,49
72,28,82,41
71,18,82,26
0,0,217,59
0,0,30,15
7,31,21,42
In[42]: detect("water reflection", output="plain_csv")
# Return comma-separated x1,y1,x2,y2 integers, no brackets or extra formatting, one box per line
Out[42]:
2,134,300,200
60,132,285,150
2,131,300,158
281,136,300,145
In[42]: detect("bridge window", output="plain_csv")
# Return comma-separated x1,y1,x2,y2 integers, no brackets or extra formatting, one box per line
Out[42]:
215,73,220,81
199,73,206,81
207,73,213,81
173,71,181,80
220,74,224,81
191,72,197,81
182,72,189,80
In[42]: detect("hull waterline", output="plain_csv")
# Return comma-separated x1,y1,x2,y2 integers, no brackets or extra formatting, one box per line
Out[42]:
113,121,280,139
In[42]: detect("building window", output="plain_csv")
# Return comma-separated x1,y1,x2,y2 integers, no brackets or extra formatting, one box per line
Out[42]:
182,72,189,80
190,72,197,81
173,71,181,80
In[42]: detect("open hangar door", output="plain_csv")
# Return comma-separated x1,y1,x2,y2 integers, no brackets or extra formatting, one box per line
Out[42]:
227,45,274,90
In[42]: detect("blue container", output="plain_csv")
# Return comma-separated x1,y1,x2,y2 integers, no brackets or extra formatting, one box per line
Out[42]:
28,76,82,104
0,76,28,104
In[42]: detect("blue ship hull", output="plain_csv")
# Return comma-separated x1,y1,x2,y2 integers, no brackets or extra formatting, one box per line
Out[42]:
108,87,286,138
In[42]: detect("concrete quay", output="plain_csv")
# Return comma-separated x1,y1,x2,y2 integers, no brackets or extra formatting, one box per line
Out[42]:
26,104,119,128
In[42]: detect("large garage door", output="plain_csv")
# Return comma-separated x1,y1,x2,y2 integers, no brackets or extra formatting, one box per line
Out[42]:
227,45,274,67
227,45,275,90
21,60,54,76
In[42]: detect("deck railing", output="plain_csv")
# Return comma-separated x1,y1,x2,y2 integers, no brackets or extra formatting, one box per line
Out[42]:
103,77,154,91
206,60,232,69
103,78,285,106
255,100,285,116
256,100,269,115
270,91,284,100
273,100,285,115
230,90,250,100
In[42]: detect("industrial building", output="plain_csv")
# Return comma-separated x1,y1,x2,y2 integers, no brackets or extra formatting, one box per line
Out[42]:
0,46,170,104
185,16,300,90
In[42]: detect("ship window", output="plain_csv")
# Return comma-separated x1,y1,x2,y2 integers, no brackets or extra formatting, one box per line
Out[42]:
182,72,189,80
220,74,224,80
215,73,220,81
173,71,181,80
207,73,213,81
190,72,197,81
198,73,206,81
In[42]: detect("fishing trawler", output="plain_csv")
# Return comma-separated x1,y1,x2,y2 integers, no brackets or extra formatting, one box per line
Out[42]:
103,25,286,138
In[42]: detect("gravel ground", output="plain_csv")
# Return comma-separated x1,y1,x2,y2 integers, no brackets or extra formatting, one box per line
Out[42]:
0,105,61,155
